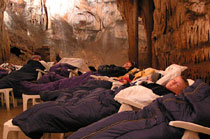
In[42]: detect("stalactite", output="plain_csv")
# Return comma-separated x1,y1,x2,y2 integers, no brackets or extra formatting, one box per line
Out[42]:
208,50,210,60
197,55,200,64
0,0,10,63
204,53,207,63
43,0,48,30
188,36,191,48
205,48,210,60
116,0,139,66
201,49,204,62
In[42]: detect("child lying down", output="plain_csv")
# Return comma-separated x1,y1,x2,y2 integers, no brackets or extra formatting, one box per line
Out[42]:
68,79,210,139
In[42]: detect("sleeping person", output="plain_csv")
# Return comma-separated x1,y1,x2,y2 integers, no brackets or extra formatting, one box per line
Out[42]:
68,78,210,139
12,79,122,139
19,62,136,95
12,75,190,139
0,59,46,97
114,75,189,112
140,75,189,96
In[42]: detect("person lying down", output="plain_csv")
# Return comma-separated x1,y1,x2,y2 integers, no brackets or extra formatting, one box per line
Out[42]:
68,78,210,139
113,75,189,111
141,75,189,95
12,74,189,139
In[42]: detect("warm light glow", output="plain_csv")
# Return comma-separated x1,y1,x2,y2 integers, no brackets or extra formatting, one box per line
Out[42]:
3,11,11,27
46,0,77,18
23,0,40,6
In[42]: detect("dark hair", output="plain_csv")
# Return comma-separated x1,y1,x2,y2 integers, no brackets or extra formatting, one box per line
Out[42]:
127,61,137,72
182,76,189,87
31,55,41,60
56,54,61,62
180,72,190,86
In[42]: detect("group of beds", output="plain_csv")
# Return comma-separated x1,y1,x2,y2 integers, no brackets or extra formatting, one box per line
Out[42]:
1,58,210,139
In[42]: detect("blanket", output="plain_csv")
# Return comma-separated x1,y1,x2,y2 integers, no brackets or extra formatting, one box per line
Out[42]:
68,79,210,139
0,60,45,97
0,70,8,79
12,79,121,139
36,72,66,84
20,71,100,95
49,63,77,77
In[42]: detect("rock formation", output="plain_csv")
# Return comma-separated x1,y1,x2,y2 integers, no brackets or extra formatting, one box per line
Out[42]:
0,0,10,63
2,0,130,67
117,0,210,83
152,0,210,83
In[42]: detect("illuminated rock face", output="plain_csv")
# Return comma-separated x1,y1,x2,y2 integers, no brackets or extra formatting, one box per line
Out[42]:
3,0,130,67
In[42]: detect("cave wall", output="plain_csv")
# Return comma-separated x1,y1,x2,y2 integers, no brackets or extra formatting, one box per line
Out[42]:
152,0,210,83
116,0,154,69
3,0,130,68
116,0,210,83
116,0,139,66
4,0,209,83
0,0,10,63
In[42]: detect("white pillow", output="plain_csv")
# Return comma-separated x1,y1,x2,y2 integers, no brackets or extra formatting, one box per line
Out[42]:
165,64,188,72
58,58,89,72
187,79,194,86
114,86,160,109
156,64,188,86
58,58,84,68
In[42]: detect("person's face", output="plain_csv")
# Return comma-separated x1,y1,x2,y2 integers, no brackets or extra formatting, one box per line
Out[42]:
165,76,187,95
123,62,132,70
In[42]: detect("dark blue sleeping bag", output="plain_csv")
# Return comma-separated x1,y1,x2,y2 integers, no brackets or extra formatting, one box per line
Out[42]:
12,79,121,139
69,80,210,139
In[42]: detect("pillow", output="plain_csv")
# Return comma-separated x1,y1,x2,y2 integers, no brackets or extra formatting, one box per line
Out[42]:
187,79,195,86
156,64,188,86
58,58,84,68
58,58,88,72
165,64,188,72
114,85,160,109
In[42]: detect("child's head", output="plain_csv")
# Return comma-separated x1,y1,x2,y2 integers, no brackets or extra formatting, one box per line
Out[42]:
31,55,41,61
123,61,136,71
165,76,189,95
